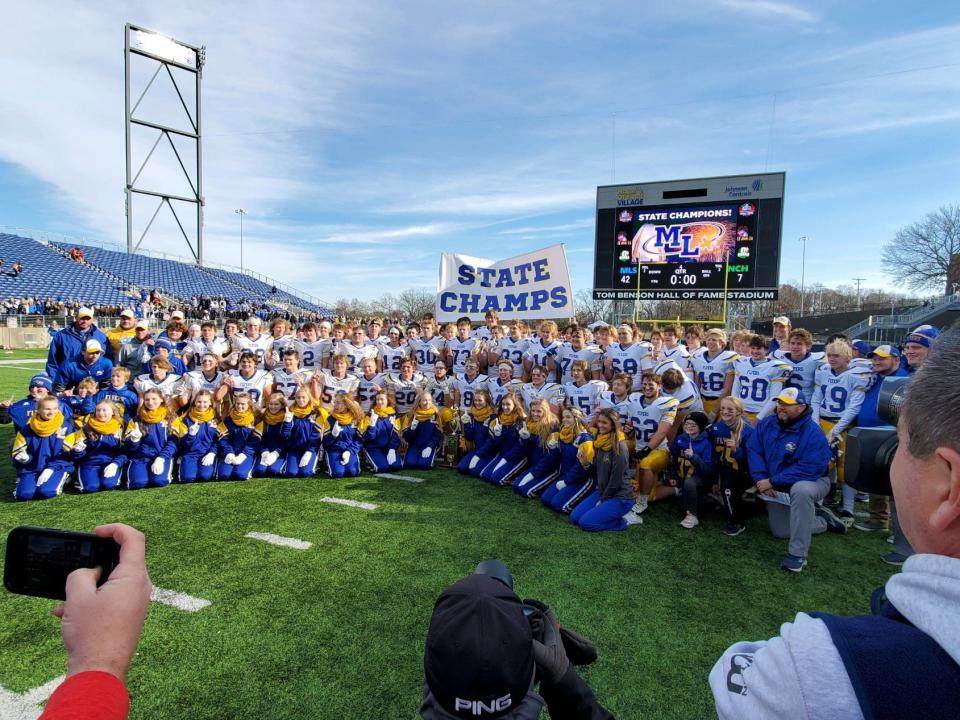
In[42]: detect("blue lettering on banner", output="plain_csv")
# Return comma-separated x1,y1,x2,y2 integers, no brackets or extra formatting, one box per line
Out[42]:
457,265,475,284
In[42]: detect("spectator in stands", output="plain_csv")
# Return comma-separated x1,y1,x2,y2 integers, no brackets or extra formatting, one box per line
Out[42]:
12,259,22,276
0,258,4,273
106,310,137,359
46,307,109,392
747,387,845,572
48,320,60,338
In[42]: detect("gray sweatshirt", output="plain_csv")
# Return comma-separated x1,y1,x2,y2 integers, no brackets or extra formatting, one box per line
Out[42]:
709,553,960,719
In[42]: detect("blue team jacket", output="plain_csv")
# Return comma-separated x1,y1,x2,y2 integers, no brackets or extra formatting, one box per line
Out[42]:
556,431,592,483
710,420,754,472
323,417,361,454
6,397,74,433
289,413,324,451
402,417,442,450
363,417,401,452
93,387,140,420
487,421,524,461
73,428,127,468
58,356,114,389
125,419,179,461
256,418,293,453
463,417,498,458
217,418,259,457
746,408,830,488
12,420,76,473
173,415,219,457
45,323,109,384
670,432,715,480
857,368,908,428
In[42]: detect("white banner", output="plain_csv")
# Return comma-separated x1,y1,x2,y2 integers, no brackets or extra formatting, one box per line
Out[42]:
436,244,574,322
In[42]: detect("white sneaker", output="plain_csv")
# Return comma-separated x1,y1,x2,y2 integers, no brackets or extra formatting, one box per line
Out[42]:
623,511,643,526
632,496,649,515
680,513,699,529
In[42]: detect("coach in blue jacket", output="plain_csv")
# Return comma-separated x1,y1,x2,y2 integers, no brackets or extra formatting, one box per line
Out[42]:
45,307,109,391
746,387,840,572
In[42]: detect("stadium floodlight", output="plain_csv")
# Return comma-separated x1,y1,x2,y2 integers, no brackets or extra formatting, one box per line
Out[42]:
124,24,205,264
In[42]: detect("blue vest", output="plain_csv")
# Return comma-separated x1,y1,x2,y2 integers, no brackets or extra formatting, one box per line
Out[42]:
812,588,960,720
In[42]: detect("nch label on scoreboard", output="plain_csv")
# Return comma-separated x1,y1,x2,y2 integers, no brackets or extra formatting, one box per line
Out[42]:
592,172,784,300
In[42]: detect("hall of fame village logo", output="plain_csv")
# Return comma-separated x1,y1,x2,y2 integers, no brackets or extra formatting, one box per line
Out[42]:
616,186,644,207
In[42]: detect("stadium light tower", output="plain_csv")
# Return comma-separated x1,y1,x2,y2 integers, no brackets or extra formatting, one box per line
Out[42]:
125,24,205,263
798,235,808,317
854,277,866,310
235,209,247,272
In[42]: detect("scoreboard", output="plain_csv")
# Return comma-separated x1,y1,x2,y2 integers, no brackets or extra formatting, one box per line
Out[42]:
593,172,784,301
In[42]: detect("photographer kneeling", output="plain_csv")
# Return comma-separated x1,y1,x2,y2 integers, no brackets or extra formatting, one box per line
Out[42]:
710,328,960,719
420,561,613,719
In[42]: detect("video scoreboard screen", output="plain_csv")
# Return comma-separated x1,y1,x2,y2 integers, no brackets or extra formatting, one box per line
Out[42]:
593,172,784,301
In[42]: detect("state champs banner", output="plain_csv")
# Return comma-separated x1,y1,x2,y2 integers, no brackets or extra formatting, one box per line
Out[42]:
436,244,574,322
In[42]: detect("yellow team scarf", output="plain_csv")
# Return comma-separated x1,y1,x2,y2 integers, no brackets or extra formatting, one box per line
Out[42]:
373,406,396,419
86,416,122,436
263,408,287,425
292,404,315,419
558,425,578,444
525,419,541,435
229,407,255,427
413,407,438,422
471,405,495,423
499,408,523,427
593,430,627,452
332,410,357,426
28,411,64,437
188,407,215,424
139,405,168,425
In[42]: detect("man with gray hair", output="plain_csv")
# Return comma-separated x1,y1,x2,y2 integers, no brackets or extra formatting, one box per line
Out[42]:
711,327,960,719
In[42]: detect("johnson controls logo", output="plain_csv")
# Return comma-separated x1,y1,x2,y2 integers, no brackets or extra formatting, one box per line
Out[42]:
725,178,764,198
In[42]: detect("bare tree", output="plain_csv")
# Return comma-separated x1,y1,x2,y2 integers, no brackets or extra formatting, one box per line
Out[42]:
882,205,960,294
574,290,611,326
396,288,435,321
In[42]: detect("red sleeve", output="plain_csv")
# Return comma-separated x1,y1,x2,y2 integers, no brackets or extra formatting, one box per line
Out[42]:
40,672,129,720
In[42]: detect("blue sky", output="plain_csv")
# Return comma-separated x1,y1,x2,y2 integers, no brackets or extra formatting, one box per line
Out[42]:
1,1,959,304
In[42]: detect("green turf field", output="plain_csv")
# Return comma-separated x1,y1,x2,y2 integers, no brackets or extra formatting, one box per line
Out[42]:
0,356,895,719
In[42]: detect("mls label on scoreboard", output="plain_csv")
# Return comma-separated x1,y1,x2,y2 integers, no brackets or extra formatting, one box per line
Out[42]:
592,172,784,300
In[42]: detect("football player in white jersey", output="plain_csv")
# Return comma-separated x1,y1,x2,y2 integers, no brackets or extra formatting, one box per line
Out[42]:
850,339,875,371
691,328,738,417
647,328,664,364
231,317,273,369
563,359,608,421
659,324,692,377
366,317,384,345
470,309,500,343
224,351,272,408
447,317,484,375
184,352,226,403
319,323,347,369
598,372,638,430
452,358,489,411
134,356,182,399
489,321,530,380
296,322,326,372
385,358,427,416
523,320,561,378
267,346,313,401
406,323,439,374
552,328,604,385
604,324,653,391
486,360,523,408
312,352,359,410
186,322,229,370
268,318,298,368
684,325,706,360
426,361,457,422
355,356,387,412
732,335,792,424
340,325,380,376
811,340,873,524
519,364,562,415
624,372,679,518
659,366,705,422
379,326,410,375
775,327,824,399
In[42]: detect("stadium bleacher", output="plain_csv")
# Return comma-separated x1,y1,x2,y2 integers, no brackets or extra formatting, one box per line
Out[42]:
0,233,131,305
203,267,329,316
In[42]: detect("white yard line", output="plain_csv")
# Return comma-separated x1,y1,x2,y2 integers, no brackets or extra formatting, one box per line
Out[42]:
320,496,378,511
245,531,312,550
150,585,211,612
376,473,425,483
0,359,46,366
0,675,64,720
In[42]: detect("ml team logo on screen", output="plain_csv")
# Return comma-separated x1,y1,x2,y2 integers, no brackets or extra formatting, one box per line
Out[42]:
616,185,644,207
631,222,734,264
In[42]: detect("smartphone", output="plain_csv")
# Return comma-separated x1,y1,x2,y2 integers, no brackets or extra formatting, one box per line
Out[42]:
4,526,120,601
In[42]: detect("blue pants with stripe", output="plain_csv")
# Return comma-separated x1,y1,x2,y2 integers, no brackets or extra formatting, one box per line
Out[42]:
569,491,633,532
511,467,560,497
178,454,217,483
285,448,320,478
543,478,595,514
128,458,173,489
363,448,403,473
77,462,124,493
403,443,439,470
326,449,361,478
479,456,527,486
217,454,255,481
254,453,288,477
14,469,71,500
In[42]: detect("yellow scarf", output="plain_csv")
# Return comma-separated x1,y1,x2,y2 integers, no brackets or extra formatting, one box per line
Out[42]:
86,416,122,436
188,407,215,424
558,426,577,444
263,408,287,425
139,405,168,425
413,407,438,422
332,410,356,426
28,411,63,437
526,419,541,435
230,407,255,427
499,408,522,426
373,406,396,419
292,404,315,419
471,405,494,423
593,430,626,452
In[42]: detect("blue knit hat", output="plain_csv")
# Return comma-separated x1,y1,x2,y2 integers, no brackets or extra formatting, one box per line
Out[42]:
904,325,940,348
29,374,53,391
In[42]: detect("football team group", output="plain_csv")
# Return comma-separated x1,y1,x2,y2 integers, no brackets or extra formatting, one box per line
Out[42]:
4,306,937,572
